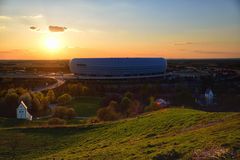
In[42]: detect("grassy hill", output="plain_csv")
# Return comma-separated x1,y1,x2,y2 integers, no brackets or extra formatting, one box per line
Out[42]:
0,108,239,159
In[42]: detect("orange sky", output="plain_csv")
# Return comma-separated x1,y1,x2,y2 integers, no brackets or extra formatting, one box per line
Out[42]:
0,0,239,59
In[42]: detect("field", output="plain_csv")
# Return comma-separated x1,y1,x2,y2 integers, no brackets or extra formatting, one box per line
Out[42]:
0,108,239,159
71,96,103,117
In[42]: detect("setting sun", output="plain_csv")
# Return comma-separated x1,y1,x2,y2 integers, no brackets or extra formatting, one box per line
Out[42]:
44,37,61,51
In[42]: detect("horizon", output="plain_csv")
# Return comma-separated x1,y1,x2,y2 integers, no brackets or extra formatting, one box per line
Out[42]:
0,0,240,59
1,57,240,61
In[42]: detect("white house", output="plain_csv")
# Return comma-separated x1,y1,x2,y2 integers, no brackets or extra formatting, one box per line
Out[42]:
205,89,214,105
155,98,169,107
16,101,33,121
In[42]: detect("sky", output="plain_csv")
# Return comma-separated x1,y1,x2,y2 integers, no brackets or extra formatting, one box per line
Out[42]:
0,0,240,59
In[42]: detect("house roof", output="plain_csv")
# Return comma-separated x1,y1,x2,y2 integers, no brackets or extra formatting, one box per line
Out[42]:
19,101,28,109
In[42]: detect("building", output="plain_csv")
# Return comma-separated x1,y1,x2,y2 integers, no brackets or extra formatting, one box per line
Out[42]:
155,98,169,107
69,58,167,79
195,88,215,106
16,101,33,121
205,89,214,105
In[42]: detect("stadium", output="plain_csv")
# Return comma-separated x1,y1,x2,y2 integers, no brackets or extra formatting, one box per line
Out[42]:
69,58,167,79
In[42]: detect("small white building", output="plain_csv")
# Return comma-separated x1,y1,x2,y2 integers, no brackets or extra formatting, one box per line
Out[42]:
155,98,169,107
205,89,214,105
16,101,33,121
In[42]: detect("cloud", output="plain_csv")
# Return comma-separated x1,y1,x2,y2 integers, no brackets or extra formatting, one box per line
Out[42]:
20,14,43,19
30,26,37,30
0,16,12,20
174,42,194,45
29,26,40,31
18,14,44,25
192,50,240,55
49,25,67,32
179,49,240,55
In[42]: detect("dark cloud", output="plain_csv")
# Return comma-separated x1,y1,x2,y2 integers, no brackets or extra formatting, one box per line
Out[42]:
49,25,67,32
30,26,37,30
29,26,40,31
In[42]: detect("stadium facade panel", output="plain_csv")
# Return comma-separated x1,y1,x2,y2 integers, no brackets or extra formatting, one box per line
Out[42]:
69,58,167,78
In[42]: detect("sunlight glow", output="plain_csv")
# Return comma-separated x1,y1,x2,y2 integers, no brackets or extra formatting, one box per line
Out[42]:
44,37,61,51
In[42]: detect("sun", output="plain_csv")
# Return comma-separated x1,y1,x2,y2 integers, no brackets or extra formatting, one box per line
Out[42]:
44,37,60,51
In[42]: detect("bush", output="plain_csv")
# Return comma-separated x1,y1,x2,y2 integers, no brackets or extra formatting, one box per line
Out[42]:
127,100,142,117
48,118,66,125
97,107,121,121
66,108,77,119
57,94,72,105
144,96,159,112
53,106,76,119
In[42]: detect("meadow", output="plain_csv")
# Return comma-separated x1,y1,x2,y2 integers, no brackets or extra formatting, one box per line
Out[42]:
0,108,239,159
71,96,103,117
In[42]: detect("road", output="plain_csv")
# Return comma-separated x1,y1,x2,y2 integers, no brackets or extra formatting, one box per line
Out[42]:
33,76,65,92
0,72,66,92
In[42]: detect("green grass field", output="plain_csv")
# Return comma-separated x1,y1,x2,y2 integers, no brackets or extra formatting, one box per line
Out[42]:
70,96,103,117
0,108,239,159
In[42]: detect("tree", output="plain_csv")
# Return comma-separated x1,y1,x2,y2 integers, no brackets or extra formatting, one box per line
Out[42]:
81,86,88,95
97,100,121,121
47,90,55,103
127,100,142,116
124,91,134,100
57,94,72,105
4,92,19,117
120,96,132,115
108,100,119,112
68,84,79,96
31,94,42,116
97,107,121,121
15,87,28,96
34,92,44,101
41,96,49,111
19,92,32,107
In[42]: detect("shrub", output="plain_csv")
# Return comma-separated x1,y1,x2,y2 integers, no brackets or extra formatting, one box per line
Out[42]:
48,118,66,125
57,94,72,105
127,100,142,117
144,96,159,112
66,108,77,119
97,107,121,121
53,106,76,119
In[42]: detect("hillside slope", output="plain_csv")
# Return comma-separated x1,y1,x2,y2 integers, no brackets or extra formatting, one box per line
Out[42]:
0,108,239,159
